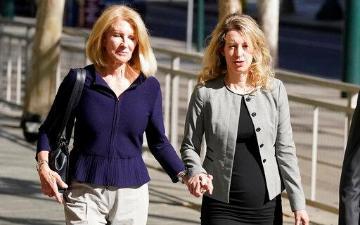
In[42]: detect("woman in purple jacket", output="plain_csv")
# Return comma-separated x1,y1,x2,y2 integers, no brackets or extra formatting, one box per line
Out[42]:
36,5,185,225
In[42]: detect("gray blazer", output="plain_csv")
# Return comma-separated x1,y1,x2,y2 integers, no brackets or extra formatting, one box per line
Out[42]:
180,76,306,211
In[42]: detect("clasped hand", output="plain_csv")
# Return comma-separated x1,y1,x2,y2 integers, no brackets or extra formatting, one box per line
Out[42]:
185,173,213,197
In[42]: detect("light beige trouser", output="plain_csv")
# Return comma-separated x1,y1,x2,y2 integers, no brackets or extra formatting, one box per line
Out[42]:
64,181,149,225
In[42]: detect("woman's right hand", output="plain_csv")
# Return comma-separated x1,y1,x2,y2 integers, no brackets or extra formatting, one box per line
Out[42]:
37,163,68,204
185,173,213,197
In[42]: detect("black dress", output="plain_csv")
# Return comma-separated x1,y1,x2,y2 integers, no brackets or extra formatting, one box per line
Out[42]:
201,98,282,225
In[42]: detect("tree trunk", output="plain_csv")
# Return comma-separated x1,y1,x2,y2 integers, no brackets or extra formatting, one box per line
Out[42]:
257,0,280,66
218,0,243,21
22,0,65,142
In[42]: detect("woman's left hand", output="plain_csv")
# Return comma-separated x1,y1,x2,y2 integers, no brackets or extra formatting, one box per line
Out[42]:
185,173,213,197
294,209,309,225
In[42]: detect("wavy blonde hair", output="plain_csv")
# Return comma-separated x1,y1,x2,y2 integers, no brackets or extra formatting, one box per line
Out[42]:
86,5,157,76
198,13,274,88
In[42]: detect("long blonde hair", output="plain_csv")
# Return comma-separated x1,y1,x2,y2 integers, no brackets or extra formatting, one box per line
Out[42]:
198,13,274,88
86,5,157,76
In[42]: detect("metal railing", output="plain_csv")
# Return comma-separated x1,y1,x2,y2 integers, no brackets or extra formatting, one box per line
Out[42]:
1,18,359,215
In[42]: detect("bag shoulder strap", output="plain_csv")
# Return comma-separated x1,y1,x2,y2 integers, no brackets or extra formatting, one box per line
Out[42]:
56,68,86,142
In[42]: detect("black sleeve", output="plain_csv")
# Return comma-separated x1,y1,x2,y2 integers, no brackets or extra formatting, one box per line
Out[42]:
36,69,78,153
339,91,360,225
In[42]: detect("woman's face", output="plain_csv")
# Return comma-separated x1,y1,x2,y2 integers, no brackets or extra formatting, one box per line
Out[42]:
222,30,254,75
103,18,137,65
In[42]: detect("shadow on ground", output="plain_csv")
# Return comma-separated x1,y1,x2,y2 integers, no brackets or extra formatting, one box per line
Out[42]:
0,177,53,203
0,216,63,225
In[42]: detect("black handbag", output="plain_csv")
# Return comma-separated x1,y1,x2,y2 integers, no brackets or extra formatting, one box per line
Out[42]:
48,68,86,190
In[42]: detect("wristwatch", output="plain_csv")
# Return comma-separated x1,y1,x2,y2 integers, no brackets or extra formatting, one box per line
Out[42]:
177,170,187,183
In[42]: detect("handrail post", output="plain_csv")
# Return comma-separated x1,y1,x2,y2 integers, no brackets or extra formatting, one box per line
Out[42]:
344,115,348,151
311,106,319,200
187,79,194,104
0,25,3,82
56,59,61,91
85,36,91,66
6,58,12,102
164,74,171,137
186,0,194,52
6,36,13,102
171,75,179,149
344,92,358,150
24,25,31,78
85,56,91,66
170,56,180,149
16,42,22,104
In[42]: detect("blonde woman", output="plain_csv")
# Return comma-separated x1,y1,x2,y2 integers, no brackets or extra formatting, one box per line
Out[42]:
36,5,185,224
181,13,309,225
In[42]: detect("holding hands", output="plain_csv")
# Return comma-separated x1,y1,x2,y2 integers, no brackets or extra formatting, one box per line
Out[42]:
184,173,213,197
294,209,309,225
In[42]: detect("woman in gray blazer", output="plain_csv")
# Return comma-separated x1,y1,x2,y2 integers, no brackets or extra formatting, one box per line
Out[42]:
180,13,309,225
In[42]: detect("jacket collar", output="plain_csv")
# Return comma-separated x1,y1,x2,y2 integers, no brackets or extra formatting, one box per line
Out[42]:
89,64,147,90
217,75,262,96
248,86,261,96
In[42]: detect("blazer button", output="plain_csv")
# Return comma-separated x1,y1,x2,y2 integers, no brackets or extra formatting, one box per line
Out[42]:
260,144,264,148
251,112,256,117
245,97,251,102
263,159,266,163
256,127,261,132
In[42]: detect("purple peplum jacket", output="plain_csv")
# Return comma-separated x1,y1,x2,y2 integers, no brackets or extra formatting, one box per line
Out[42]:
37,64,185,187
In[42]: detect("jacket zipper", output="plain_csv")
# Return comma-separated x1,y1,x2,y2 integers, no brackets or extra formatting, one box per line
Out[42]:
94,78,140,187
106,97,120,186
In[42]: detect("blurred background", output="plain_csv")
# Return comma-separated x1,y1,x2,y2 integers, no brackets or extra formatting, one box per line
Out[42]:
0,0,350,79
0,0,359,224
